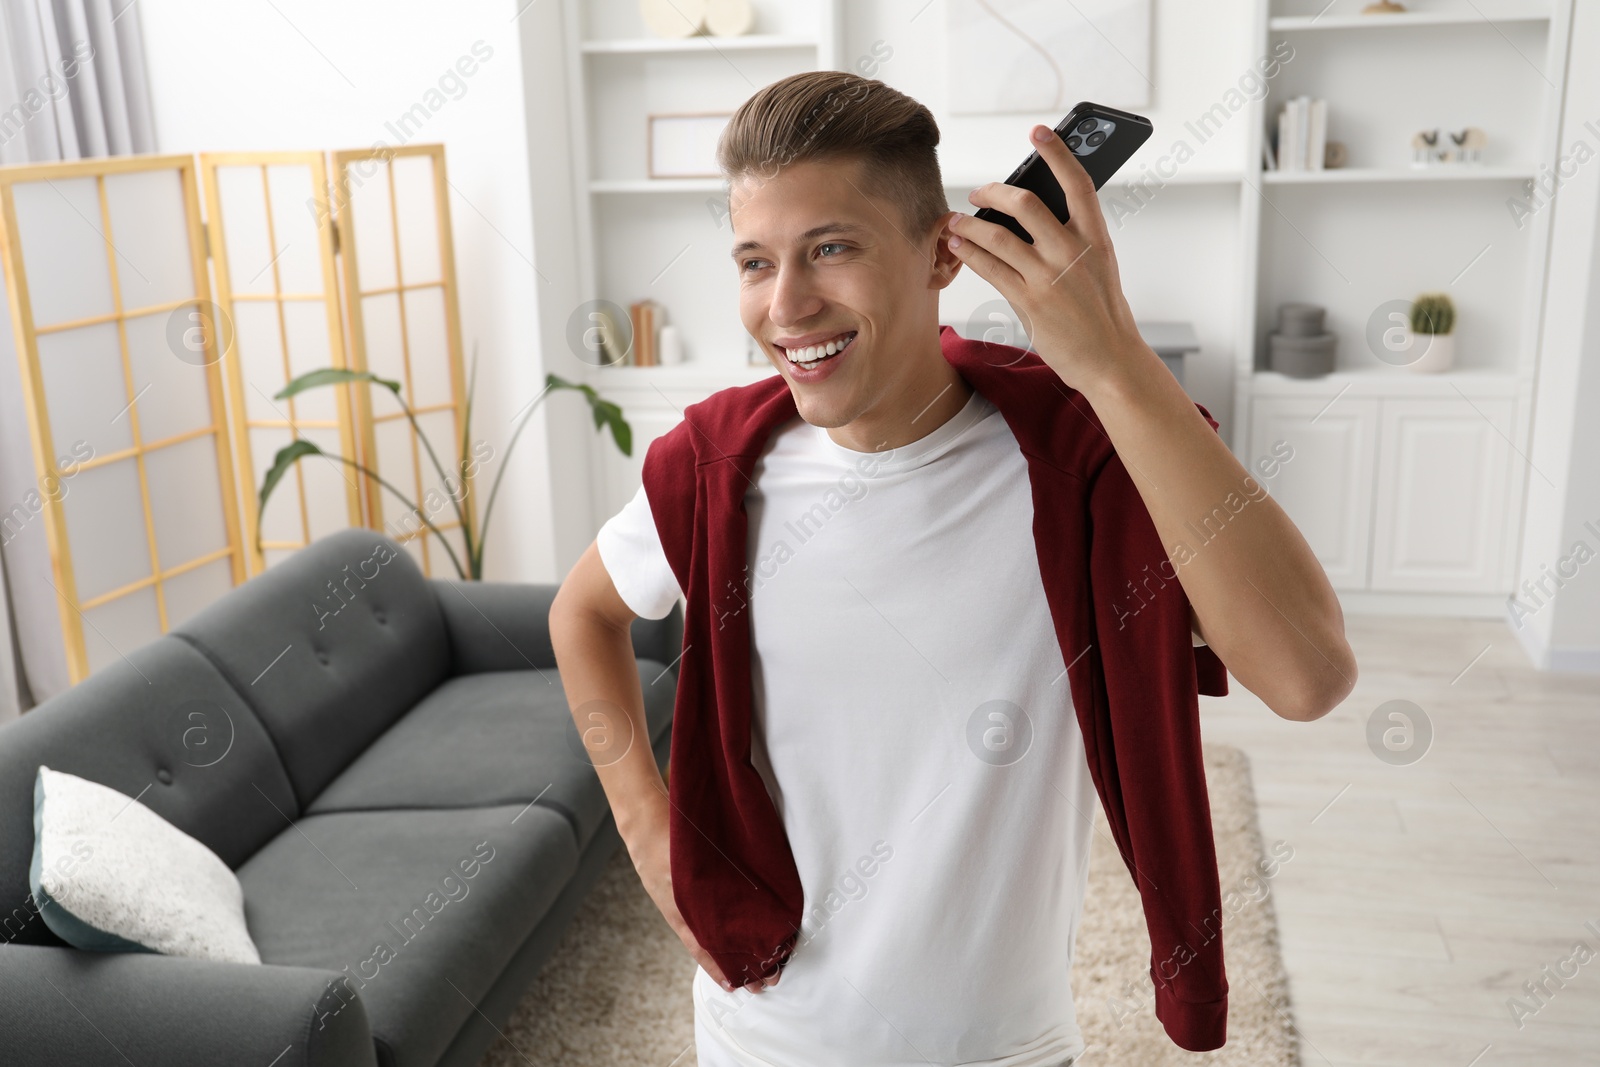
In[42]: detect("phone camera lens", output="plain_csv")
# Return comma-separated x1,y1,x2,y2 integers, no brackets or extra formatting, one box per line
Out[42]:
1086,129,1107,147
1076,117,1098,134
1066,134,1083,151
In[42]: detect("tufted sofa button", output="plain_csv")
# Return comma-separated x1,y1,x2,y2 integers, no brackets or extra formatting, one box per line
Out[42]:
372,608,386,624
316,650,330,666
156,768,173,785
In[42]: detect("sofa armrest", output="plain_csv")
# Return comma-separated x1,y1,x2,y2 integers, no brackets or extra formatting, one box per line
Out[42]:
0,944,375,1067
430,579,684,678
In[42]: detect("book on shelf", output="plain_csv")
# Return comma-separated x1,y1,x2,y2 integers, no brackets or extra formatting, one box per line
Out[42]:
1307,98,1327,172
593,304,627,366
1275,98,1290,171
628,298,663,366
1272,95,1327,171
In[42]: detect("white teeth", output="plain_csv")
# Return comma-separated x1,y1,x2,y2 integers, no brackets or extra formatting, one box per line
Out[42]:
784,332,854,365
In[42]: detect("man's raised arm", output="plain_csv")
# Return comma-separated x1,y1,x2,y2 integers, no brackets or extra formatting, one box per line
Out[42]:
948,122,1357,721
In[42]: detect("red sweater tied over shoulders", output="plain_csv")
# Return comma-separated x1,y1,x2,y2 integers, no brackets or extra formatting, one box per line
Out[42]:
640,324,1232,1052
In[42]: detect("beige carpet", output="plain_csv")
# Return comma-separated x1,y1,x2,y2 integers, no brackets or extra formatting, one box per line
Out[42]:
477,743,1299,1066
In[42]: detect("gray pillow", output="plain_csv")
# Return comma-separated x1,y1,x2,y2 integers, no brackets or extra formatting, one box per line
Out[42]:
31,765,260,963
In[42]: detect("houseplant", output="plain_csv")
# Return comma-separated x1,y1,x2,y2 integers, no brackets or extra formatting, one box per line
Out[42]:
257,347,631,580
1407,291,1456,373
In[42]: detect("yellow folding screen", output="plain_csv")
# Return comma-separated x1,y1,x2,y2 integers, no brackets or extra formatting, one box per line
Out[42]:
0,144,474,686
332,143,475,579
200,151,364,576
0,154,245,684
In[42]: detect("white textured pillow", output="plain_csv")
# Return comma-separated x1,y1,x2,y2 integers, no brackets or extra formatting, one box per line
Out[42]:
30,765,261,964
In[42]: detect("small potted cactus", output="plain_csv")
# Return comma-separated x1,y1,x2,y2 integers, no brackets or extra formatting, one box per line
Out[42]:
1407,291,1455,373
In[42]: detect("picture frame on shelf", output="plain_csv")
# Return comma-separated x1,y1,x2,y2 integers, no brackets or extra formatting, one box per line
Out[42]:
647,111,733,179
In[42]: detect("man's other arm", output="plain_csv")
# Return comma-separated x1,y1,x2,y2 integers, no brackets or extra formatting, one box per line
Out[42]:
549,541,764,992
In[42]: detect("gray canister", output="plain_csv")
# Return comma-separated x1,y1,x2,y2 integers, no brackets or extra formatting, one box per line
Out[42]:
1268,302,1335,377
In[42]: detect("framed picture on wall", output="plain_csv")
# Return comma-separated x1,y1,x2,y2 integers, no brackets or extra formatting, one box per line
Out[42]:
647,112,733,179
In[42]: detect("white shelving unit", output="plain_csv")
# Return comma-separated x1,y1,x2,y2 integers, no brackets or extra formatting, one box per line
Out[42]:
578,33,822,53
558,0,841,517
1235,0,1573,613
1268,11,1552,31
1259,165,1535,183
555,0,1574,615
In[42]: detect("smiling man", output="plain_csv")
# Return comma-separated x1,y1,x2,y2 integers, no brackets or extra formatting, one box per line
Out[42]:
549,71,1356,1067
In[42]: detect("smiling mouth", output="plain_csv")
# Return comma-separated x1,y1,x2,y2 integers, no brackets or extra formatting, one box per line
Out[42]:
778,331,857,369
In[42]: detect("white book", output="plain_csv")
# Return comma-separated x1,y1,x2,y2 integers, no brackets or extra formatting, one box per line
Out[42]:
1295,96,1310,170
1280,101,1297,171
1285,97,1303,171
1285,97,1300,171
1308,98,1327,171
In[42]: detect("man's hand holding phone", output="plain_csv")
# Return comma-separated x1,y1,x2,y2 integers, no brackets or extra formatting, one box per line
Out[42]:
945,123,1155,399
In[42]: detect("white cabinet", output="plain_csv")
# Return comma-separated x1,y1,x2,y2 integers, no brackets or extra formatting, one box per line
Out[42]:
1224,1,1572,610
1248,392,1516,596
1249,396,1378,592
1370,397,1515,594
588,367,778,520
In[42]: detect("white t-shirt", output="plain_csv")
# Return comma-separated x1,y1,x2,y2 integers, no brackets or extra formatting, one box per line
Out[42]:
597,387,1196,1067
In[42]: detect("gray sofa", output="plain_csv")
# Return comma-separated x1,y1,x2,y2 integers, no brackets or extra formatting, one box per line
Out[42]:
0,527,681,1067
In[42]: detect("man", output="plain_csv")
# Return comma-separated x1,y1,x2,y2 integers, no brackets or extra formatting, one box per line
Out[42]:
549,71,1355,1067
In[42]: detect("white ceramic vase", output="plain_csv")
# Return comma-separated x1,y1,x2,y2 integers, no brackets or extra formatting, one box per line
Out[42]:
658,324,684,365
1407,330,1456,374
705,0,753,36
640,0,706,38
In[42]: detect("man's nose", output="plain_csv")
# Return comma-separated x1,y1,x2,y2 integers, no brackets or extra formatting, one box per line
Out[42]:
768,262,823,326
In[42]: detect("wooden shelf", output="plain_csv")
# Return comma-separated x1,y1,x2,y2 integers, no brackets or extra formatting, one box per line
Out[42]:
1269,11,1550,31
581,34,818,54
1260,166,1535,184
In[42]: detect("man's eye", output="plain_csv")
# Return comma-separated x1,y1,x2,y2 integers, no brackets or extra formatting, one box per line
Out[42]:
818,242,847,257
742,258,768,273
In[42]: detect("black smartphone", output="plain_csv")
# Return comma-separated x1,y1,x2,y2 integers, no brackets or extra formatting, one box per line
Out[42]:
973,101,1152,244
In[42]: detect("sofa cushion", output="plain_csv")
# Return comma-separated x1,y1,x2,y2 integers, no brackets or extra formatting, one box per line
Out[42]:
0,636,299,948
306,661,675,851
236,804,577,1067
32,766,260,963
170,529,451,808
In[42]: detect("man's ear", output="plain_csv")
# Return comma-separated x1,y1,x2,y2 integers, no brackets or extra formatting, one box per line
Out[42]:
929,211,964,290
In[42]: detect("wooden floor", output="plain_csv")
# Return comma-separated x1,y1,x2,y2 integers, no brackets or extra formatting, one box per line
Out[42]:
1200,614,1600,1067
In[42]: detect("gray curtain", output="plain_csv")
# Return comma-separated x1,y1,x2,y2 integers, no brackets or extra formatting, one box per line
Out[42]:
0,0,154,721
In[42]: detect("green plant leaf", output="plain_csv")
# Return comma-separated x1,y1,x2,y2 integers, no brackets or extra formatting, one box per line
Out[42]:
274,367,402,401
257,439,324,536
594,399,631,456
543,373,631,456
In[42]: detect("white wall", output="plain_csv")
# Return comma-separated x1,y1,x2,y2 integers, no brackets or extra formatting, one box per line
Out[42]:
515,0,600,573
136,0,560,583
1510,0,1600,671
